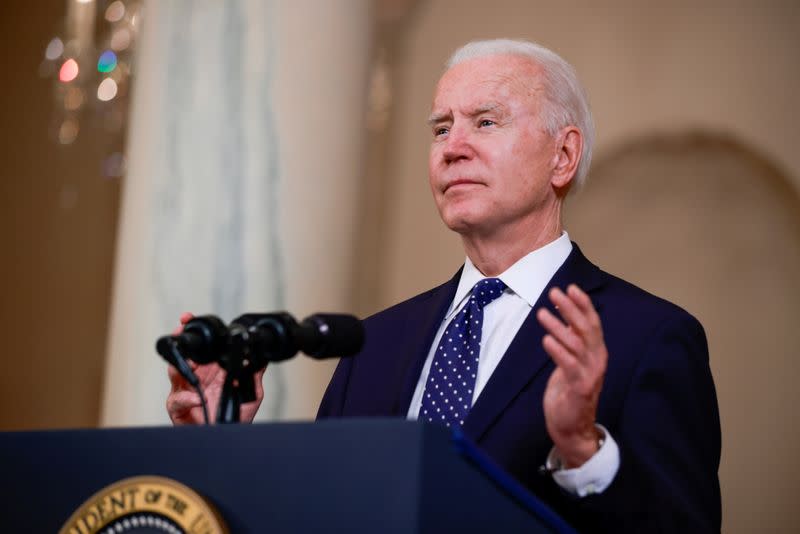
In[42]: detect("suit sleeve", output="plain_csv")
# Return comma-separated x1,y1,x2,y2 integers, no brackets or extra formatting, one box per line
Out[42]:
553,312,722,533
316,356,355,418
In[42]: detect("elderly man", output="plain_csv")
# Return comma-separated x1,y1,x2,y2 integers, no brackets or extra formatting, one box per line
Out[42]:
168,39,721,532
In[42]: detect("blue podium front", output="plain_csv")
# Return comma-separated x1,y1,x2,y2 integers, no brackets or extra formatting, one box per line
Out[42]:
0,419,575,533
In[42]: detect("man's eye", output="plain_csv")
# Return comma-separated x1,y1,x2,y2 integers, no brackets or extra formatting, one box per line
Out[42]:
478,119,495,128
435,127,449,136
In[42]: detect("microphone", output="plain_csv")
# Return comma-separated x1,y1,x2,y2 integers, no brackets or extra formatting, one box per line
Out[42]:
157,312,364,368
230,312,364,367
156,311,363,424
156,315,230,366
298,313,365,359
156,315,229,426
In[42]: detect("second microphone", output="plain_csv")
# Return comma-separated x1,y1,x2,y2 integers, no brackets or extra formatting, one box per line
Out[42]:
157,312,364,371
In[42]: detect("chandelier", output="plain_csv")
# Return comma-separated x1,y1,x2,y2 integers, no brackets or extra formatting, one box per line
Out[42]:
40,0,143,178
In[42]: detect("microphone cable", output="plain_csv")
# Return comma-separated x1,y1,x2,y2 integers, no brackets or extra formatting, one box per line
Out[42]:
167,338,210,425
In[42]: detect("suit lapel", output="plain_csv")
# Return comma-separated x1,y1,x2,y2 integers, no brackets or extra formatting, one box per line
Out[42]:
391,269,462,415
462,244,607,442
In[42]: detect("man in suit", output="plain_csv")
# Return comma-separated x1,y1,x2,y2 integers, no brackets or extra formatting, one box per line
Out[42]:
167,39,721,532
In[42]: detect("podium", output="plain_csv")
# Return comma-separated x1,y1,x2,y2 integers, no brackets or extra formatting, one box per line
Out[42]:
0,419,576,533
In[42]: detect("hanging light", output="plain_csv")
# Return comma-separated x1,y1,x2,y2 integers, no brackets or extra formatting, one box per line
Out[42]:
59,58,80,82
45,38,64,60
43,0,143,179
58,118,80,144
104,1,125,22
97,50,118,73
97,78,118,101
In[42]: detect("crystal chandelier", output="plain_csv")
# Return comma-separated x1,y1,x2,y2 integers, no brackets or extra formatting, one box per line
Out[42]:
40,0,143,178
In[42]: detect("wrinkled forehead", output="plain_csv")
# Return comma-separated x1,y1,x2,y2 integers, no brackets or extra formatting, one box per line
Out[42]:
431,54,545,111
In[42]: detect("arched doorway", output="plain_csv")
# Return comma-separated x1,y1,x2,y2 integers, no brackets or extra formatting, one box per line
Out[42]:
567,131,800,533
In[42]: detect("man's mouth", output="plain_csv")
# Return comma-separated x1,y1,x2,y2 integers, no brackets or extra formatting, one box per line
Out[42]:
444,179,482,193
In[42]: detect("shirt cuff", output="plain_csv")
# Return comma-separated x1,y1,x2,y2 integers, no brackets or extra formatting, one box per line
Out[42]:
545,424,620,497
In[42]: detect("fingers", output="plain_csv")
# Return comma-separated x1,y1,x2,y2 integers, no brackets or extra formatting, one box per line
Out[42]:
566,284,594,315
167,364,189,389
166,357,204,391
546,285,603,344
195,362,223,387
172,312,195,335
166,311,210,426
566,285,602,338
166,389,203,424
167,389,201,411
536,284,608,374
537,307,584,355
252,367,266,396
546,286,591,338
541,333,581,381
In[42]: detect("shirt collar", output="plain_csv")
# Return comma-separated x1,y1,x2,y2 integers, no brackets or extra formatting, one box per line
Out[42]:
446,232,573,318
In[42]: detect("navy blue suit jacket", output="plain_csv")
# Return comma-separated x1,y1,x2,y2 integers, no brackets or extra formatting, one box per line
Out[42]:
318,244,721,533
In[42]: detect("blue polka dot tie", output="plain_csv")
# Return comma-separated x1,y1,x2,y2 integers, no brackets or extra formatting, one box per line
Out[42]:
419,277,507,427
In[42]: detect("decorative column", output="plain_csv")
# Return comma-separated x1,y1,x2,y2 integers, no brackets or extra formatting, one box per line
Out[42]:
101,0,372,425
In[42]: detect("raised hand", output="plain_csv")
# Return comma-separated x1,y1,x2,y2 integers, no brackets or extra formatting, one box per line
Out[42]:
165,312,265,425
536,285,608,468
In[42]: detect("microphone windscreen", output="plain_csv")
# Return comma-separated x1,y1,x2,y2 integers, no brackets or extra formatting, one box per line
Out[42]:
156,336,176,364
304,313,364,358
181,316,229,364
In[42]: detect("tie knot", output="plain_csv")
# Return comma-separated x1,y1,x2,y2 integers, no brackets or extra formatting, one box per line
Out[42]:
471,278,507,309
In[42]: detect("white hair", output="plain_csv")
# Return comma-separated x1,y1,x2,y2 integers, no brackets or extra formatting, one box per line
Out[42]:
446,39,594,192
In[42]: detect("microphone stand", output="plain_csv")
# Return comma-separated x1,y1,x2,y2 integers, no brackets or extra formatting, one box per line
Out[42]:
157,311,361,423
217,373,242,424
215,324,263,424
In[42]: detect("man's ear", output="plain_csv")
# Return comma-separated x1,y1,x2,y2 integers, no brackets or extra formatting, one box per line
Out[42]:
551,127,582,190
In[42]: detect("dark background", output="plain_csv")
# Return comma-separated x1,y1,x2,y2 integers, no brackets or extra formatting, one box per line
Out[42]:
0,0,120,429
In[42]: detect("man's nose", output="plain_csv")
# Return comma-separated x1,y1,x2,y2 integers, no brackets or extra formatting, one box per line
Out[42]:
442,123,474,164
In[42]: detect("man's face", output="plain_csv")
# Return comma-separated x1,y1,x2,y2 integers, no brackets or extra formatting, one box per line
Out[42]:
428,54,558,237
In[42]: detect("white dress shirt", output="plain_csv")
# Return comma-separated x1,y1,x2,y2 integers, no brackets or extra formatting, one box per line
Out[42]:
406,232,619,496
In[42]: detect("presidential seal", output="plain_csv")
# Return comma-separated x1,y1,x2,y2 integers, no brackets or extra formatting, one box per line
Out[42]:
59,476,228,534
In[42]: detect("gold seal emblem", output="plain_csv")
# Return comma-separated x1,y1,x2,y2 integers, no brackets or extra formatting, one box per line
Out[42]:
59,475,228,534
